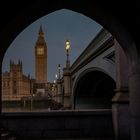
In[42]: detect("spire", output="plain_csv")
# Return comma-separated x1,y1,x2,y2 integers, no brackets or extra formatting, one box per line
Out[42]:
18,59,20,65
36,25,46,45
39,25,43,33
10,59,12,65
10,60,14,65
28,73,30,79
20,60,22,64
18,60,22,66
39,25,44,36
58,64,61,79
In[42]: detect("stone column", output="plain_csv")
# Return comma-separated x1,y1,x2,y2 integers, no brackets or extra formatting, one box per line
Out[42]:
129,64,140,140
63,67,71,108
112,40,130,140
56,79,62,103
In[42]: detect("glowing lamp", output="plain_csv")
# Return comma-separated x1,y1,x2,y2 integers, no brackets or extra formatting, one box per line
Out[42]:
66,40,70,51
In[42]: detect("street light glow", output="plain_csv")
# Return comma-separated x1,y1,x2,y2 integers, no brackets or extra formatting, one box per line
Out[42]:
66,40,70,50
55,74,58,79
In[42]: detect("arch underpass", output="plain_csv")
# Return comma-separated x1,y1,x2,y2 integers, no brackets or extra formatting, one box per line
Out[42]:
74,70,116,109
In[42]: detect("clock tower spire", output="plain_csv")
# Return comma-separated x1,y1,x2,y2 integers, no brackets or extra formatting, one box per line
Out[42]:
35,26,47,84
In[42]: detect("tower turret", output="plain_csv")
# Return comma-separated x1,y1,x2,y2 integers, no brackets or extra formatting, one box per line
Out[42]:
35,26,47,84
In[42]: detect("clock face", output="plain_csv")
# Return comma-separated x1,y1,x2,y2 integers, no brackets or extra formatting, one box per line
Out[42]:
37,48,44,55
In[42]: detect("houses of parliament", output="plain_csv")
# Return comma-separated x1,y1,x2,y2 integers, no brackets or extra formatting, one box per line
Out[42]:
2,26,49,101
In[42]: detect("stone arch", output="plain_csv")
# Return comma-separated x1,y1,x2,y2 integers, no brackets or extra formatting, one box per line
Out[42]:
73,68,116,109
0,4,137,111
0,2,137,63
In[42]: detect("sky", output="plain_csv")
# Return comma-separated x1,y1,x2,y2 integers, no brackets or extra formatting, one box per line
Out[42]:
2,9,102,82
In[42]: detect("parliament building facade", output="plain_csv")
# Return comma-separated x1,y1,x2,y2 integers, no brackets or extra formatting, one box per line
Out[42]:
2,26,48,101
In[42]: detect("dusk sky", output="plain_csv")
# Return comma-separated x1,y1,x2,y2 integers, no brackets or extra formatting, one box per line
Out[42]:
2,9,102,82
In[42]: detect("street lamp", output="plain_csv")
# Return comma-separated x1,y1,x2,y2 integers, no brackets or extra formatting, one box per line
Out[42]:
66,40,70,51
65,39,70,68
58,64,61,79
55,74,58,79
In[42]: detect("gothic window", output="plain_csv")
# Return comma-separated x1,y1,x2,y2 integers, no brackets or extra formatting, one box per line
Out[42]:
3,82,5,87
13,89,17,95
7,81,9,87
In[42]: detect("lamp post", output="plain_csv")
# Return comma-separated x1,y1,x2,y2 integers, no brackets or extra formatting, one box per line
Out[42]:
63,39,72,108
56,64,62,104
58,64,61,80
53,80,56,95
65,40,70,68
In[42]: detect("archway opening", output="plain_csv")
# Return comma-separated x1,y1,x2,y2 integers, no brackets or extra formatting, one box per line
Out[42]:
1,9,102,112
74,71,116,109
1,3,136,113
0,2,136,139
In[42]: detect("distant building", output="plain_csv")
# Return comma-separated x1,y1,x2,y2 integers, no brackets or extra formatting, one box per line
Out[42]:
2,61,34,101
2,26,48,101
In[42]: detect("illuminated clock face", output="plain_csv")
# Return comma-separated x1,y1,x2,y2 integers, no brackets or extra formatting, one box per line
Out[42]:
37,48,44,55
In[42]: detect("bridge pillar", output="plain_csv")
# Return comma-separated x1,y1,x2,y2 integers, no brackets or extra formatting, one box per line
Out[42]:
56,79,63,103
112,40,130,140
63,67,71,108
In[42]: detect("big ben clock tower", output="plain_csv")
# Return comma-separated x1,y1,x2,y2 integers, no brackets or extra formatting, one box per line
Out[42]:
35,26,47,85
